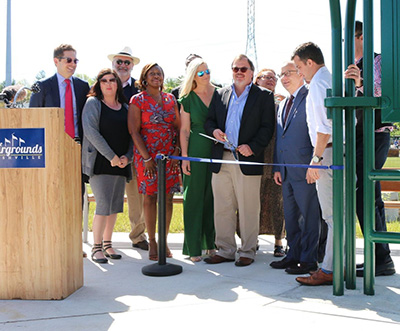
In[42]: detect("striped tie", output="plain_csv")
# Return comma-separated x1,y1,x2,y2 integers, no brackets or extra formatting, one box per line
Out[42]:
283,95,294,126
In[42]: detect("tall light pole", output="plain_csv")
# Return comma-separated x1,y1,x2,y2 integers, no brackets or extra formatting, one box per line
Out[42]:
6,0,12,86
246,0,258,73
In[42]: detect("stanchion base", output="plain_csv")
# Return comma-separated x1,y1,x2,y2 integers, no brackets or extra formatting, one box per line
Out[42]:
142,263,183,277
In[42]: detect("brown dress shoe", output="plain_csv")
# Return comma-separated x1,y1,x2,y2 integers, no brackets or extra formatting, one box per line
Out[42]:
235,257,254,267
296,268,333,286
204,255,235,264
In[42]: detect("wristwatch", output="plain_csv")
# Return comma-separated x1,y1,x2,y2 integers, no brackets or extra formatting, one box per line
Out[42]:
312,155,323,163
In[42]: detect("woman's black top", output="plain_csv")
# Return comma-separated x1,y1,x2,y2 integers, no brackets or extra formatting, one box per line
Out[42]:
93,102,131,178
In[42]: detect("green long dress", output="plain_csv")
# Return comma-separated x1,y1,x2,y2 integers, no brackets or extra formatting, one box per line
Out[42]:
179,90,216,257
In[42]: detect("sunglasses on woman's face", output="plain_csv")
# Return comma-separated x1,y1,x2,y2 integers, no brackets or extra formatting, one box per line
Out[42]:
197,69,210,77
100,78,117,84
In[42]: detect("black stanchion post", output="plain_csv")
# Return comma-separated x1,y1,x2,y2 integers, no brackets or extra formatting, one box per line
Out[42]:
142,154,183,277
157,153,167,265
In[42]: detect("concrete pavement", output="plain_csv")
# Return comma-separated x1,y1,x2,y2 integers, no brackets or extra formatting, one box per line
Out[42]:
1,233,399,330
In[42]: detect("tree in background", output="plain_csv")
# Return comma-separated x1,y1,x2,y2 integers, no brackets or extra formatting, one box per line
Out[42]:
35,70,46,81
75,73,95,87
164,76,182,93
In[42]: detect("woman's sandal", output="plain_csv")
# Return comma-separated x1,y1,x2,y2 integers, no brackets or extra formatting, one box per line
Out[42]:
190,256,202,262
91,243,108,264
103,241,122,260
149,239,158,261
273,245,286,257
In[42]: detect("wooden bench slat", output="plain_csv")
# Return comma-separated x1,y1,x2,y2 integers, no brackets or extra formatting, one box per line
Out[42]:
86,194,183,204
381,181,400,192
384,201,400,208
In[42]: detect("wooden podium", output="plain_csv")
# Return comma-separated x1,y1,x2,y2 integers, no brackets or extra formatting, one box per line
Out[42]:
0,108,83,300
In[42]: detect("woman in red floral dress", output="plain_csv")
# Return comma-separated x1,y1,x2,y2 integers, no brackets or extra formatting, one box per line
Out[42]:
128,63,180,261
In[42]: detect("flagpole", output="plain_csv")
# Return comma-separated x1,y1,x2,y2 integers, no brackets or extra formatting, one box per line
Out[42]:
6,0,12,86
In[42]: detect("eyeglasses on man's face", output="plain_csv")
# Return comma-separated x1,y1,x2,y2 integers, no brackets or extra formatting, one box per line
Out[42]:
277,70,298,78
197,69,210,77
58,57,79,64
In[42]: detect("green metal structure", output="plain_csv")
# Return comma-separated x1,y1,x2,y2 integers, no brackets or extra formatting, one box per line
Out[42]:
328,0,400,296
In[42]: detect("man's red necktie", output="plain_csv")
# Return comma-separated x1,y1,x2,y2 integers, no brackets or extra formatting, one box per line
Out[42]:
64,79,75,138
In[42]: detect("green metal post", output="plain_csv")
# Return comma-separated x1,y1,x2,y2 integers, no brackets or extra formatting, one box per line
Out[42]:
344,0,357,290
329,0,345,296
362,0,375,295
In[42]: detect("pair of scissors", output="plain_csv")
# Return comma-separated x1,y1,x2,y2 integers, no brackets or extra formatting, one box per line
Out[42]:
199,133,239,161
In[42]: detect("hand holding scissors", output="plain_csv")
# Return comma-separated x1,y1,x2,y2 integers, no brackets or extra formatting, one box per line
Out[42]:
200,132,239,161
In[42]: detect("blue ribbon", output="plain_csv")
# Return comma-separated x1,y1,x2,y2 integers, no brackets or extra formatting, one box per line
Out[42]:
155,154,344,170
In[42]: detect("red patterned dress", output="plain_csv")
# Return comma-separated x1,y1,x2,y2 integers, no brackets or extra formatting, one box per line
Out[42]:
130,91,180,195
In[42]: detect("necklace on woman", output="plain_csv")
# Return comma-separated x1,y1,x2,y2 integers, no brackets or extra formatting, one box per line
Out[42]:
147,91,163,107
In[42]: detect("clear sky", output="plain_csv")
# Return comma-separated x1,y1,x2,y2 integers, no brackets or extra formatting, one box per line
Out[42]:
0,0,380,95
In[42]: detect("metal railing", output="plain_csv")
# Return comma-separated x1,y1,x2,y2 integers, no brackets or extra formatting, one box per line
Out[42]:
329,0,400,295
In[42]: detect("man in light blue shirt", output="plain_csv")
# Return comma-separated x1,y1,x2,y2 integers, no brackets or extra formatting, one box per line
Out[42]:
204,54,275,267
29,44,90,142
224,83,252,151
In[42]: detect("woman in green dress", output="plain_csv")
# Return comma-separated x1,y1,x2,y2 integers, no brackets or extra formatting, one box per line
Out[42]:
179,58,217,262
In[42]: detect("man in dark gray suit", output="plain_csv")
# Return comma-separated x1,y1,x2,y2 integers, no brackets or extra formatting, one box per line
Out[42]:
270,61,321,274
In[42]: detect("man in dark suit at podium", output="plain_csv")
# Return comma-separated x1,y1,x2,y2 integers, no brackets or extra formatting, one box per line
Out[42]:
29,44,90,257
29,44,90,141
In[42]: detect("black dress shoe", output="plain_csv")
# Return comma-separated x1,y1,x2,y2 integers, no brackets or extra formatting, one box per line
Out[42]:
270,257,298,269
285,262,318,275
204,255,235,264
235,257,254,267
356,260,396,277
132,240,149,251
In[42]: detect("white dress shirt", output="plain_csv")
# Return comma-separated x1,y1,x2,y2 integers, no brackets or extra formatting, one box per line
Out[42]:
306,66,332,147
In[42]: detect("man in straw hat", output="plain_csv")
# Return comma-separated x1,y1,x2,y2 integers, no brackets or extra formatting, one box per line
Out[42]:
108,47,149,251
108,46,141,102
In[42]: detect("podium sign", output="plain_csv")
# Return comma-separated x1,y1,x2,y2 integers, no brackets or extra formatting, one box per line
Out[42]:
0,108,83,300
0,128,45,168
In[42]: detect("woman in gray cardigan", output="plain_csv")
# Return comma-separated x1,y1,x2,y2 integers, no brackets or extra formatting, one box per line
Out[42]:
82,68,133,264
